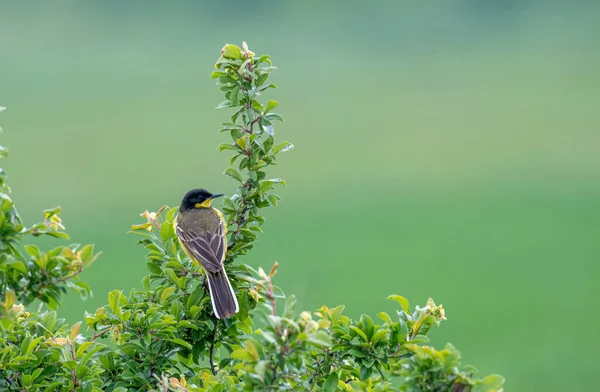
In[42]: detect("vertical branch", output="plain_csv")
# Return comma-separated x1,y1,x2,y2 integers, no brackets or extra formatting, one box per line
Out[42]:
209,321,219,375
212,42,290,263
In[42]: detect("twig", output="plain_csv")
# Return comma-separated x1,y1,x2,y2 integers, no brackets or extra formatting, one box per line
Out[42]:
249,114,261,133
90,327,113,342
272,362,278,385
69,341,79,387
266,276,277,317
226,182,254,259
209,321,219,375
57,263,84,283
308,357,325,384
377,366,386,381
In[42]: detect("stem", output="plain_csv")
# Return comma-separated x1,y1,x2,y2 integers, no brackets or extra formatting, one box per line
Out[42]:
209,322,219,375
272,363,278,386
266,277,277,317
377,366,386,381
249,113,261,134
90,327,112,341
69,341,79,387
226,181,254,259
57,263,84,283
308,358,325,384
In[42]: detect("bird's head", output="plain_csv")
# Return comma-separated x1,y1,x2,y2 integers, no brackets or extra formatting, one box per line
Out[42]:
180,189,224,211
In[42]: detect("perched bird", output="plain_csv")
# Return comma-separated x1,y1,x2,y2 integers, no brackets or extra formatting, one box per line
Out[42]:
174,189,239,319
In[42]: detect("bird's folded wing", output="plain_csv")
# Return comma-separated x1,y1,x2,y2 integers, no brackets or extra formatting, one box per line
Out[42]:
176,222,225,273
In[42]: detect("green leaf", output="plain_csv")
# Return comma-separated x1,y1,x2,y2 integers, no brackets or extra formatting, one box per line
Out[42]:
409,334,429,344
224,168,243,183
218,143,238,152
79,244,95,264
261,118,274,136
245,340,259,360
167,338,193,350
236,136,247,150
221,44,242,60
238,59,251,74
161,287,176,303
255,73,268,87
160,221,175,242
165,206,179,223
360,314,374,340
387,294,411,313
478,374,505,390
251,100,264,112
210,70,225,79
360,366,372,381
231,348,255,361
272,141,294,154
349,348,367,358
24,245,41,258
108,290,122,314
45,231,70,240
259,83,277,92
349,326,368,341
265,112,284,122
264,99,279,113
377,312,392,324
371,329,390,346
266,194,278,207
323,372,339,392
256,55,271,64
147,262,162,275
330,305,345,324
230,86,241,105
215,100,233,110
307,330,332,347
165,268,181,287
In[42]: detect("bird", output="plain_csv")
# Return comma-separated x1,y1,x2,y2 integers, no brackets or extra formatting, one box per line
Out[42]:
174,188,239,319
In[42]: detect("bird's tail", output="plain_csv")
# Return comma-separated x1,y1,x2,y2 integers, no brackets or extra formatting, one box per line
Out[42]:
206,269,239,319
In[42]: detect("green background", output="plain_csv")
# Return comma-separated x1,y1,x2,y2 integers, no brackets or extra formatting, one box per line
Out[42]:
1,2,599,390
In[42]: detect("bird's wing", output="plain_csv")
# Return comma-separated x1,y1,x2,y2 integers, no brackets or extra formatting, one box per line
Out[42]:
176,220,226,273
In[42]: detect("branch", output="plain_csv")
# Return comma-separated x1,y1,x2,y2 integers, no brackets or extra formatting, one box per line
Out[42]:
209,322,218,376
90,327,113,342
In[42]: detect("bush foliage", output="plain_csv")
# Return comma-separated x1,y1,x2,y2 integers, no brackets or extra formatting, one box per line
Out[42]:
0,44,504,391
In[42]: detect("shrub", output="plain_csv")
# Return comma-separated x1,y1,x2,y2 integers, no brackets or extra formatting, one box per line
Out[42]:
0,44,504,391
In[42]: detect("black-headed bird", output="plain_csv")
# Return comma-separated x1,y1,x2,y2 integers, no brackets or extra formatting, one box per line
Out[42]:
174,188,239,319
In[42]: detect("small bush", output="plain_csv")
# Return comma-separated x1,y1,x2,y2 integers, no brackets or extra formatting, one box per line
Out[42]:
0,44,504,391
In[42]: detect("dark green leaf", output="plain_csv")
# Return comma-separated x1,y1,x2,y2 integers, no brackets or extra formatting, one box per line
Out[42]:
323,372,339,392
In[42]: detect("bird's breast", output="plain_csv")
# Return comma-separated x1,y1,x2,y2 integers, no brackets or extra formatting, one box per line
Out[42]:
177,208,221,234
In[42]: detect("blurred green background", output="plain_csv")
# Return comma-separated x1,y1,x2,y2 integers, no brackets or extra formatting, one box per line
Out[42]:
1,1,599,390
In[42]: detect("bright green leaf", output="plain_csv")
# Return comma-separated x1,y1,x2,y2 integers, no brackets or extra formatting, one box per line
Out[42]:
264,99,279,113
387,294,411,313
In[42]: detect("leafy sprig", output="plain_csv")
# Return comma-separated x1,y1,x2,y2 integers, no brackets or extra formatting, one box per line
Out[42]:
212,42,292,263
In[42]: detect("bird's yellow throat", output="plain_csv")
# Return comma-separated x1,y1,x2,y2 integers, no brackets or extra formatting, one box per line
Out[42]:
195,199,214,209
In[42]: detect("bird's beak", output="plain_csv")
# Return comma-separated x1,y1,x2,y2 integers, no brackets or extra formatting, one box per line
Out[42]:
210,193,224,199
